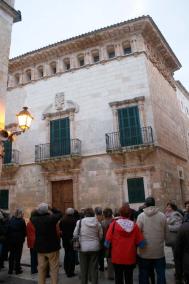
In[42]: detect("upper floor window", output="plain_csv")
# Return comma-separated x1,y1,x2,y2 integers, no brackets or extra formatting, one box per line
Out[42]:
123,42,132,55
49,61,57,75
107,45,115,59
91,49,100,63
25,69,32,82
50,117,70,157
78,54,85,67
118,106,142,147
63,58,70,71
14,73,20,85
37,65,44,78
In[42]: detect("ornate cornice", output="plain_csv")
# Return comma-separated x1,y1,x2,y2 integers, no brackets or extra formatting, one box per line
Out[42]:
8,15,181,74
109,96,145,108
176,80,189,99
0,0,21,22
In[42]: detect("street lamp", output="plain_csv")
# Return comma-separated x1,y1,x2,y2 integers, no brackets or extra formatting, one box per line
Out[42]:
0,106,33,141
16,107,33,132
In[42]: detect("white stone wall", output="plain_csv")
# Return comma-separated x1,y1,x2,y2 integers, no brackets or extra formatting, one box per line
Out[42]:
6,53,153,163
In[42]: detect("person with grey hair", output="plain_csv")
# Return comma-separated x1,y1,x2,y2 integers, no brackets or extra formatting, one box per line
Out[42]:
7,208,26,275
59,207,77,277
31,203,62,284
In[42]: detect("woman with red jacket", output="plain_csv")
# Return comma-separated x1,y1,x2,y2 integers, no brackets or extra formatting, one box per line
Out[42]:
105,205,145,284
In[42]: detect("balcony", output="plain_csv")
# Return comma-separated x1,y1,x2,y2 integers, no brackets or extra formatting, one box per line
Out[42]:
105,126,154,153
2,149,20,176
35,139,82,170
3,149,20,165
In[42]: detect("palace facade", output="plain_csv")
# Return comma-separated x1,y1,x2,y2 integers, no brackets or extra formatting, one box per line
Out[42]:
1,16,189,215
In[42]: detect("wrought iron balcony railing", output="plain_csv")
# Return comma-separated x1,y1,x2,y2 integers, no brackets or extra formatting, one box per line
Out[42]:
35,139,81,162
105,126,154,152
3,149,20,165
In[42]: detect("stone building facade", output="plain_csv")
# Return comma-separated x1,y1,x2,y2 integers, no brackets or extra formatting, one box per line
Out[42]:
1,15,189,215
0,0,21,177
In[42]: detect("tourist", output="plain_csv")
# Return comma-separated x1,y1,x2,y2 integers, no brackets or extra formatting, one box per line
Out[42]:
165,202,183,262
73,207,103,284
59,207,77,277
7,208,26,275
175,217,189,284
26,210,38,274
137,197,168,284
102,207,114,280
95,207,104,273
105,205,145,284
183,200,189,223
31,203,62,284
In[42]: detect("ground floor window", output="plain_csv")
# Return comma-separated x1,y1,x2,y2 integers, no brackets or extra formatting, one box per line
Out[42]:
127,177,145,203
0,190,9,209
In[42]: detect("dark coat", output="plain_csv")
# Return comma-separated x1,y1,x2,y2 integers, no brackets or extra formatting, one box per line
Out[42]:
59,215,77,249
31,209,62,253
7,216,26,245
175,222,189,278
0,219,7,243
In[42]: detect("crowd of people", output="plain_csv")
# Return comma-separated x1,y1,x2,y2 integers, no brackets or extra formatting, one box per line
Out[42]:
0,197,189,284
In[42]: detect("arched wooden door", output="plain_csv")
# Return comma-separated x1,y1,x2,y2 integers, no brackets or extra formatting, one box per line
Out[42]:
52,180,73,213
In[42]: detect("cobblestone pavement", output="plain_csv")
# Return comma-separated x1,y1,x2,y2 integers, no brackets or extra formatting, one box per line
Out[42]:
0,244,175,283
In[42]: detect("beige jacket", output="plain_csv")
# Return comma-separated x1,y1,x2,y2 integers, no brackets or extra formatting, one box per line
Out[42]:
137,206,169,259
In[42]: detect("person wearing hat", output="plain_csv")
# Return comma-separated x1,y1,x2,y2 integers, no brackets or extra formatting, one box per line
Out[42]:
31,203,62,284
137,197,169,284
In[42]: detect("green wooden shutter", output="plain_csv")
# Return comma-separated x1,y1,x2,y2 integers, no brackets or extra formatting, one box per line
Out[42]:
118,106,142,146
3,141,12,164
50,118,70,157
127,178,145,203
0,190,9,209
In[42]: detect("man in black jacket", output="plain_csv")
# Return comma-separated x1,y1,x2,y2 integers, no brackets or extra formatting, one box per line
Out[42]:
31,203,62,284
175,220,189,284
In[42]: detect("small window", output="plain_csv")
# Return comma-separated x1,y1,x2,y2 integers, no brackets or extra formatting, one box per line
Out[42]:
37,65,44,78
14,73,20,85
78,54,85,67
127,178,145,203
186,107,189,115
63,58,70,71
123,41,132,55
107,45,115,59
91,49,100,63
123,47,132,55
25,69,32,82
50,61,57,75
0,190,9,209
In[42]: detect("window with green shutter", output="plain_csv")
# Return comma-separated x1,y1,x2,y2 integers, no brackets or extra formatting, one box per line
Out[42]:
127,178,145,203
3,140,12,164
50,117,70,157
0,190,9,209
118,106,142,147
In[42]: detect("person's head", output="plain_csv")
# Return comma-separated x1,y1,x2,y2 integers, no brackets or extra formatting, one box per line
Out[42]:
30,209,37,218
65,208,74,216
145,197,155,207
85,208,95,217
103,208,113,219
14,208,24,218
37,203,49,215
114,208,120,217
95,206,103,221
185,201,189,212
122,202,130,208
119,206,132,218
166,202,177,212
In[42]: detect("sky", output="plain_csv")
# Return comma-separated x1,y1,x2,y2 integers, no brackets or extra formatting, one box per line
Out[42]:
10,0,189,89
